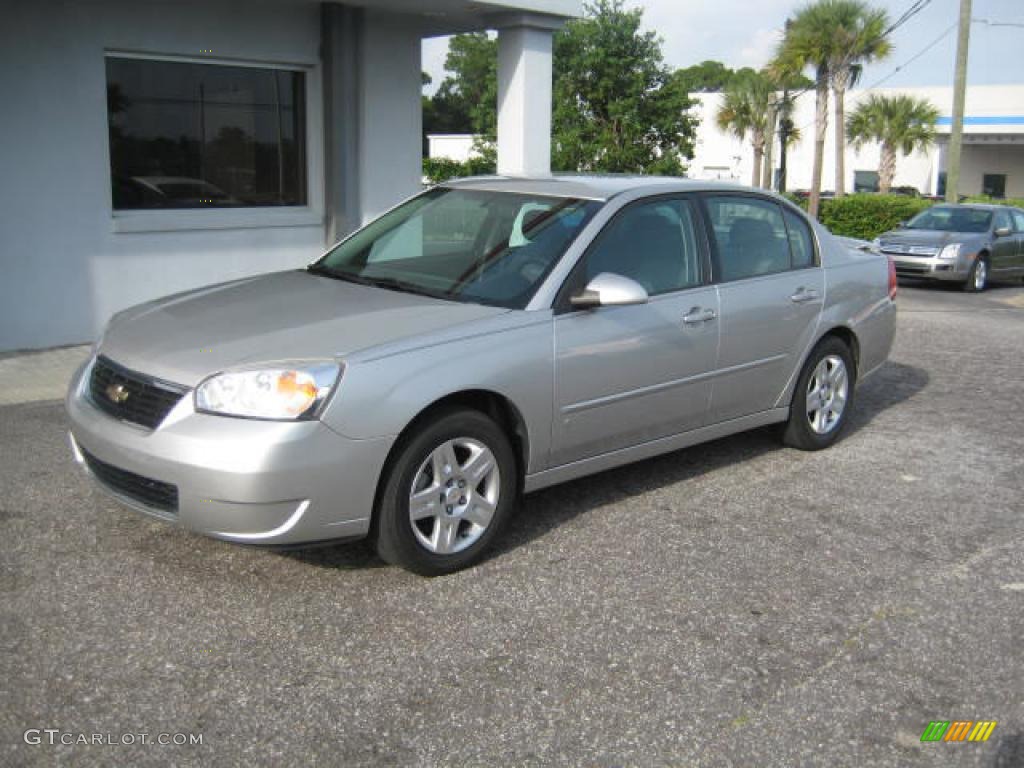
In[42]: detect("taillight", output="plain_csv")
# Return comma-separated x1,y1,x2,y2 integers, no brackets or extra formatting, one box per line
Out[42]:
887,256,897,300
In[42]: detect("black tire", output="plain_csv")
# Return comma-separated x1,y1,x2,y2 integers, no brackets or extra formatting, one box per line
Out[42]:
782,336,856,451
963,255,988,292
373,407,518,576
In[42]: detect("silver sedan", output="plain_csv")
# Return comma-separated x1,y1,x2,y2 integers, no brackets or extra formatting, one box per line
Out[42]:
67,176,896,574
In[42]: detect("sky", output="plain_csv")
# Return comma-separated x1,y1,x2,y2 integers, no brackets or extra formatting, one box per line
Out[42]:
422,0,1024,94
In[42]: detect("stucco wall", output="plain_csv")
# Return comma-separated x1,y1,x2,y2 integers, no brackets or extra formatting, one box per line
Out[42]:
0,0,332,351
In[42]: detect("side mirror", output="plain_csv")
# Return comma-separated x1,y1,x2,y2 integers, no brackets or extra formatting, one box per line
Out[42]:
994,226,1012,237
897,220,908,228
570,272,649,309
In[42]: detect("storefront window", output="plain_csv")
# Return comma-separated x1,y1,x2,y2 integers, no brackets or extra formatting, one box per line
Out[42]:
106,57,306,209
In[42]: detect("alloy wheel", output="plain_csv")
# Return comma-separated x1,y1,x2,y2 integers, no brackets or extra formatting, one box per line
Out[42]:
806,355,849,435
974,259,987,291
408,437,501,555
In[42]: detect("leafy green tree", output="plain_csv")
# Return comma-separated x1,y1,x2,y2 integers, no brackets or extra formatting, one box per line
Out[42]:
715,70,777,188
774,0,891,214
552,0,697,174
436,32,498,138
846,94,939,194
675,60,736,93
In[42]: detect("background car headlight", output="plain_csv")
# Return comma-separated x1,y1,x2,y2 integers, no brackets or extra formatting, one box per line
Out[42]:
938,243,961,260
195,362,342,420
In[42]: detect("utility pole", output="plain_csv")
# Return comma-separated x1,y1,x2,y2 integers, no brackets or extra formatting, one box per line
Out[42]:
945,0,972,202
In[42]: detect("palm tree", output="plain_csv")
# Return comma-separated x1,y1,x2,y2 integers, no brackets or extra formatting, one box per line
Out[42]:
715,71,776,188
846,93,939,194
826,3,891,197
774,0,891,215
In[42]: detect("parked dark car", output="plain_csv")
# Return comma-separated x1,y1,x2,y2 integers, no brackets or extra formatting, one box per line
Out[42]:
875,203,1024,291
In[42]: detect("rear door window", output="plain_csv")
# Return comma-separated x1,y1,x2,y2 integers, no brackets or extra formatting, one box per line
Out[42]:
705,196,793,282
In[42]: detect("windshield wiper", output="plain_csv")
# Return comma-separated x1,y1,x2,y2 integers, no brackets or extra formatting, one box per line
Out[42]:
306,264,375,286
308,265,451,300
362,276,452,301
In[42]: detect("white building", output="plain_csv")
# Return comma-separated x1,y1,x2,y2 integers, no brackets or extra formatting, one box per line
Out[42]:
0,0,579,351
689,84,1024,198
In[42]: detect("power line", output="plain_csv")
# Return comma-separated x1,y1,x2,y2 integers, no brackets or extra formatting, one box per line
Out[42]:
884,0,934,37
862,22,957,90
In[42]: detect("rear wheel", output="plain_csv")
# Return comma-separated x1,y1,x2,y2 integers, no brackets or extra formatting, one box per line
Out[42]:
782,337,856,451
963,256,988,292
374,408,517,576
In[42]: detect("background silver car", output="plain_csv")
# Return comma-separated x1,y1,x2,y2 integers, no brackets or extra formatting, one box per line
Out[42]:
67,176,896,574
878,203,1024,292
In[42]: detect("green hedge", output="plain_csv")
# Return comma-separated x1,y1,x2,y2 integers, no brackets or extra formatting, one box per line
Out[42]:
422,155,496,184
789,194,935,240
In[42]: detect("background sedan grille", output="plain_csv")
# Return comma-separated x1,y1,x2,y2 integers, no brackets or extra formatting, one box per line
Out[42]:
80,448,179,513
88,356,187,429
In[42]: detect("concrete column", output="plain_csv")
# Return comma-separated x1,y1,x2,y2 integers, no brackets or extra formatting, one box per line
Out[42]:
495,15,562,177
358,11,423,223
321,3,363,245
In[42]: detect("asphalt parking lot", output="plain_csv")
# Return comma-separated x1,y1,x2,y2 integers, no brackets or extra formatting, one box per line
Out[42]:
2,282,1023,767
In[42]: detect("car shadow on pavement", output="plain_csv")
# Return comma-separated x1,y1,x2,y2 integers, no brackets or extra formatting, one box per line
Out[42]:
491,360,929,561
283,360,928,572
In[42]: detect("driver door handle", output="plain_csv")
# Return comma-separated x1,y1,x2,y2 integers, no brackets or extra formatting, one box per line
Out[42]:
790,287,820,304
682,307,717,325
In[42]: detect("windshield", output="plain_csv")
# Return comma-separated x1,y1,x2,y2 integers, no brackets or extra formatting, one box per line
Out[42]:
905,206,993,234
312,188,601,308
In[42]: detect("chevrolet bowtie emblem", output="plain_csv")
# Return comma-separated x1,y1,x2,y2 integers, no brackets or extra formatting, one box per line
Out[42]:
106,383,130,404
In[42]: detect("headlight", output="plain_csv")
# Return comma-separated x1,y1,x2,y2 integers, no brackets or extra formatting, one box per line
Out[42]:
195,362,342,420
938,243,961,260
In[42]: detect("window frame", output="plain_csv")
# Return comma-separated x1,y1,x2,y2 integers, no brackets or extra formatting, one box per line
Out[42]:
697,192,820,284
554,193,713,314
104,51,324,234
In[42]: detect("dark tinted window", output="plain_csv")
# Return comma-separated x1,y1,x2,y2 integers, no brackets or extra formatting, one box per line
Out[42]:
783,208,816,268
706,196,791,281
581,199,702,296
106,57,306,209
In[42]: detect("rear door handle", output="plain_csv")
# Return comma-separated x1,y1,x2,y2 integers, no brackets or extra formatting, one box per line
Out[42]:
790,287,820,304
683,307,717,325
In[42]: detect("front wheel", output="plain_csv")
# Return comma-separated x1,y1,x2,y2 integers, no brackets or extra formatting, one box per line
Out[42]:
963,256,988,292
782,337,856,451
373,408,517,576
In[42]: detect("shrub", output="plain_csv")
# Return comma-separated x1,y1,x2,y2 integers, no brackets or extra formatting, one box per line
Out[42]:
422,156,496,184
814,194,935,240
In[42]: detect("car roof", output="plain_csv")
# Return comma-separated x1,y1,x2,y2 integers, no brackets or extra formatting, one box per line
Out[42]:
928,202,1016,211
441,174,758,201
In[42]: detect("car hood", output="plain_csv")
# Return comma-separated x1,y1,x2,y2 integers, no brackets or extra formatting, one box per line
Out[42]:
99,270,508,386
878,228,984,247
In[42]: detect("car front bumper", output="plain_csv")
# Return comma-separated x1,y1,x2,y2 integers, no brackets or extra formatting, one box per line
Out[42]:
888,252,976,282
66,356,393,546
